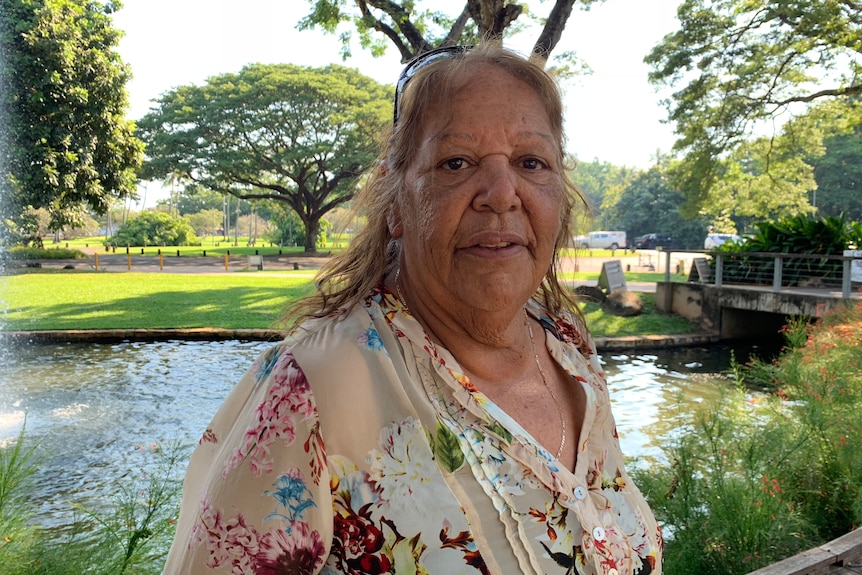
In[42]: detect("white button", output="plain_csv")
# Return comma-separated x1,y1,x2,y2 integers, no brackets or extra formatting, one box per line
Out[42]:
608,570,619,575
592,526,606,541
574,486,587,500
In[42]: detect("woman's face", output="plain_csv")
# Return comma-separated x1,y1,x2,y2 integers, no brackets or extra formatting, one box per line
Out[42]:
392,63,564,317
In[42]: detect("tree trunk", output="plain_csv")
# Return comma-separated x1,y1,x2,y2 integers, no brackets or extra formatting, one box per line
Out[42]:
304,218,320,253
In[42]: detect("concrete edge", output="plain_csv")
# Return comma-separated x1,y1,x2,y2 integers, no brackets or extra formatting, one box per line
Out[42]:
0,328,721,351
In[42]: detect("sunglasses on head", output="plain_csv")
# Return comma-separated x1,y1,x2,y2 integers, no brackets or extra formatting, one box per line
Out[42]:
393,45,473,126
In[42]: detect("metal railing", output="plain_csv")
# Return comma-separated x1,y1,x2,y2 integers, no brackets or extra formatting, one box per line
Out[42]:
660,249,862,299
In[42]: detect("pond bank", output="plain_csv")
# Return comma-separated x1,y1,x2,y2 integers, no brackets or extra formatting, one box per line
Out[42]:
0,328,720,351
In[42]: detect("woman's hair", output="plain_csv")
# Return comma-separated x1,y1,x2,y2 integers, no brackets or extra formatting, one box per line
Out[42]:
287,43,589,328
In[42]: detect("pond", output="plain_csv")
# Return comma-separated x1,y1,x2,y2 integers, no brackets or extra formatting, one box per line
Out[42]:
0,339,772,530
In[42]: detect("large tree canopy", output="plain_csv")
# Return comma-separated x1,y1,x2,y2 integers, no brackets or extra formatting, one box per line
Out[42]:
646,0,862,216
0,0,143,232
298,0,604,63
137,63,392,252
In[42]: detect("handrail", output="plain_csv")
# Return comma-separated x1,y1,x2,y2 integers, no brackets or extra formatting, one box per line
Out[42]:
658,249,861,299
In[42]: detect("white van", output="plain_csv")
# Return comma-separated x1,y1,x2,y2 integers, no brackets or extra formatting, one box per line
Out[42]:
576,231,627,250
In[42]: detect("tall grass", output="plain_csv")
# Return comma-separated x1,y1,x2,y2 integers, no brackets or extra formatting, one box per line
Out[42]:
632,302,862,574
0,433,187,575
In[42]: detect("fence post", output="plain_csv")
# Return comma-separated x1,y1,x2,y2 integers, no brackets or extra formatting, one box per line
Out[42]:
663,250,672,282
715,254,723,287
773,255,783,292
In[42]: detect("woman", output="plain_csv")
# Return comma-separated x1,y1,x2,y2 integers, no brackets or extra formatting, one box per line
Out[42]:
163,43,663,575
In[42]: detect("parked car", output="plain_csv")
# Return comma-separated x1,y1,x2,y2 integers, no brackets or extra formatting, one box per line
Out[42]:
635,233,675,250
575,230,627,250
704,233,741,250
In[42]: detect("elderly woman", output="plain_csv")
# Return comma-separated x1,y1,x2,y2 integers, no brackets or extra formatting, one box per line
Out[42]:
163,44,662,575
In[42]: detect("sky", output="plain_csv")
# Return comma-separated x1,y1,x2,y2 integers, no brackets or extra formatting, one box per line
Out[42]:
112,0,682,207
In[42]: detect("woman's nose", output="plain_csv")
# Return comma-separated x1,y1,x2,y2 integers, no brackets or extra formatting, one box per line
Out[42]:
471,156,521,213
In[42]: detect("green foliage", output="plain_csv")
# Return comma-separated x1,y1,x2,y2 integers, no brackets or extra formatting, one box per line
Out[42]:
33,442,187,575
646,0,862,218
602,166,709,249
264,202,306,247
715,214,862,286
0,433,187,575
811,123,862,221
633,303,862,574
110,211,196,247
5,246,87,260
0,425,42,574
137,63,390,252
0,0,143,230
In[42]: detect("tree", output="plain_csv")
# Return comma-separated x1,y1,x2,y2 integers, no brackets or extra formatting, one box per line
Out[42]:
0,0,143,233
570,158,639,228
604,166,709,249
109,211,195,247
811,127,862,221
646,0,862,216
137,63,391,252
298,0,604,63
186,208,226,239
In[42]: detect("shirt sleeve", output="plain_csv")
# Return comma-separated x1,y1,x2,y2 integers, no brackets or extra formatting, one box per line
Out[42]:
162,344,333,574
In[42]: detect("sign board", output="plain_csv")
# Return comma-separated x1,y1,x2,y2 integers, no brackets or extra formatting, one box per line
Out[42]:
597,260,627,293
845,250,862,283
247,255,263,270
688,257,712,283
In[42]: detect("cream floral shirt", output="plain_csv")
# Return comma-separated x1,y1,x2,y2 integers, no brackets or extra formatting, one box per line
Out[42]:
163,287,662,574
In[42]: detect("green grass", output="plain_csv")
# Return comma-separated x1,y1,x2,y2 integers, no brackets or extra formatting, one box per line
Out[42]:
0,270,699,336
1,272,315,331
53,235,351,256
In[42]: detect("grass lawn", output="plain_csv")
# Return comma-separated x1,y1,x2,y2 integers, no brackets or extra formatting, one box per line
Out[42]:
1,270,700,336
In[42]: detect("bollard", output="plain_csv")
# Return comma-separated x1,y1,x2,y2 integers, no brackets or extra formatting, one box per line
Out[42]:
293,262,299,270
177,250,180,257
255,249,259,255
626,264,631,272
141,248,144,255
224,254,229,271
160,254,164,270
203,250,206,257
94,253,99,269
127,253,132,270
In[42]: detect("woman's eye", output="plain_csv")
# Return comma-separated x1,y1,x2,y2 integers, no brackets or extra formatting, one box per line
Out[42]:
522,158,546,170
442,158,466,170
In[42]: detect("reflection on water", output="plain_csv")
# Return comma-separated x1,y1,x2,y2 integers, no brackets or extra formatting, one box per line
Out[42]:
0,339,763,529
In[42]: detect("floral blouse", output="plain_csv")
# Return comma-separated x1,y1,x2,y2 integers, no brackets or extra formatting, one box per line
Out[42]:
163,287,662,574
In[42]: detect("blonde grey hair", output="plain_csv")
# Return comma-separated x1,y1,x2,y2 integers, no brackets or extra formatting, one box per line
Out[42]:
287,43,587,328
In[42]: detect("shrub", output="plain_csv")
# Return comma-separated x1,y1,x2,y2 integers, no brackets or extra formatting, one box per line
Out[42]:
3,246,88,260
632,302,862,575
110,212,196,247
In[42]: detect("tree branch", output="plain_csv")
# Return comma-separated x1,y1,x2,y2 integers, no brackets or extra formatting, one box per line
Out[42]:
533,0,577,59
767,83,862,106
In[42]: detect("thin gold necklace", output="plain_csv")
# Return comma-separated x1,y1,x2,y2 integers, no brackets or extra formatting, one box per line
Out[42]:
394,267,409,310
525,309,567,461
396,268,566,460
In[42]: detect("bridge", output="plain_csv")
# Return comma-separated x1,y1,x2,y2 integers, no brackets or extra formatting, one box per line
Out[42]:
653,249,862,339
